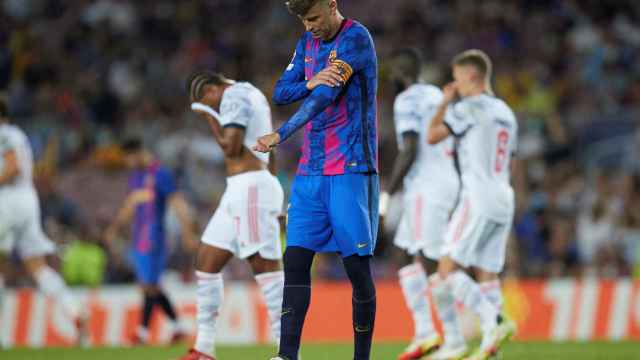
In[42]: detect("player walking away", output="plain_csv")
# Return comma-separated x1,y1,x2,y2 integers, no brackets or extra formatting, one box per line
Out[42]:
254,1,379,359
104,138,196,345
426,50,517,360
0,97,88,345
380,48,464,360
180,71,285,360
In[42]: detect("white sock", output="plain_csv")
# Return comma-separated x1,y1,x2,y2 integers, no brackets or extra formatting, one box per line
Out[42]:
136,326,149,342
34,266,81,319
398,263,436,340
194,271,223,356
429,274,465,348
448,271,498,334
255,270,285,343
480,280,503,312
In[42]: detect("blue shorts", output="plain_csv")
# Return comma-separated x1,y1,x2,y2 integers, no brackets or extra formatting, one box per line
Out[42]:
129,250,166,285
286,173,379,257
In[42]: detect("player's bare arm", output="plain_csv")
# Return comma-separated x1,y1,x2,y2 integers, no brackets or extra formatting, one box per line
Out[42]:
103,191,148,245
253,132,280,153
379,132,418,216
168,193,198,252
191,108,246,158
0,149,19,185
427,82,458,145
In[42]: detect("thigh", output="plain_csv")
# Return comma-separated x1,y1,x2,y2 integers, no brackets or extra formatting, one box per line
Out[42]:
329,174,379,257
393,212,415,254
131,252,162,285
196,243,234,273
201,192,239,256
234,175,284,260
418,201,452,261
286,176,334,252
472,219,512,274
15,195,55,259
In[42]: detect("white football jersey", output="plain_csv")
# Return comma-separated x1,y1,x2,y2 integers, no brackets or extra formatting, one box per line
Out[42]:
394,84,459,203
444,93,518,220
0,124,34,192
219,82,273,163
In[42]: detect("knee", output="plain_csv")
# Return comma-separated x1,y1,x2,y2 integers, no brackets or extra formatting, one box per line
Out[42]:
343,255,376,300
283,247,315,286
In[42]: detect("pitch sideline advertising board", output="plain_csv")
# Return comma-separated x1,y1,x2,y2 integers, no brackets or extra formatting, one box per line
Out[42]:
2,279,640,346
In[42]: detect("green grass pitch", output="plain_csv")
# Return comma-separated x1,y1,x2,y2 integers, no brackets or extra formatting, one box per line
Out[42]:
2,342,640,359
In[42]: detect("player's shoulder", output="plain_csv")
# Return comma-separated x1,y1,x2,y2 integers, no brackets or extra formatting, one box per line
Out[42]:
0,124,26,140
222,82,257,104
485,95,516,119
343,20,374,44
396,84,442,104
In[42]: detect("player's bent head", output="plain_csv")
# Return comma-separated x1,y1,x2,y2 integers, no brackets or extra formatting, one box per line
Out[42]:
452,49,494,95
286,0,338,39
186,70,233,108
390,48,423,83
120,137,146,169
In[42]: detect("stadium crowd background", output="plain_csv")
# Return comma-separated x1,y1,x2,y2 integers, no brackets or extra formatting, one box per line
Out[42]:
2,0,640,287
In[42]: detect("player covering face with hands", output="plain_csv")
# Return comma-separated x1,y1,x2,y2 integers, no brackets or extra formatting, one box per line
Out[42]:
179,71,285,360
256,1,379,359
426,50,517,360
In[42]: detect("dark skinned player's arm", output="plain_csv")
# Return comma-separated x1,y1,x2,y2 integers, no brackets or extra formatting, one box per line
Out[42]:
385,132,419,195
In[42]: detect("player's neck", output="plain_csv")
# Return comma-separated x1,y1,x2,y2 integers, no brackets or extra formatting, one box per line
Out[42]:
462,85,486,98
325,13,345,41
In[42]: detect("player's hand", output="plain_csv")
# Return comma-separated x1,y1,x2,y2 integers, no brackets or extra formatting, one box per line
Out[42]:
442,82,458,104
253,132,280,153
306,65,344,90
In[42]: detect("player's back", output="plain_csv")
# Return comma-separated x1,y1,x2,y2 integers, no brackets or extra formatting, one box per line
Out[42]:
455,94,517,219
0,123,34,192
394,84,459,201
219,82,272,164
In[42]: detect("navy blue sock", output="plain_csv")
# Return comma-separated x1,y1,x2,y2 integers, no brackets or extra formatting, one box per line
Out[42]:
343,255,376,360
156,291,178,321
278,246,315,360
142,294,156,329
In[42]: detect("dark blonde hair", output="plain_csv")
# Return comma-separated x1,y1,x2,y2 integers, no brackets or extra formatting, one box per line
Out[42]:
453,49,494,95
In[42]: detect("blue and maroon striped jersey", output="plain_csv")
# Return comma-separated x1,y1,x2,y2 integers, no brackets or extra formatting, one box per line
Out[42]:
128,161,176,254
273,19,378,175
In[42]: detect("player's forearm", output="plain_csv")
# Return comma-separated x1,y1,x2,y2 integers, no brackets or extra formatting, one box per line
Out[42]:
276,86,336,143
386,147,417,195
273,80,310,105
427,103,451,144
170,194,195,241
268,150,277,175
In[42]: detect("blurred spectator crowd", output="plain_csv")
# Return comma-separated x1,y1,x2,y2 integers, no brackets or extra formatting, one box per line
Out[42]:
1,0,640,286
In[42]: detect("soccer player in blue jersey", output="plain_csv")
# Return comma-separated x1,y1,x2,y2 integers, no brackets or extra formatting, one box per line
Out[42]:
254,1,379,359
104,138,197,344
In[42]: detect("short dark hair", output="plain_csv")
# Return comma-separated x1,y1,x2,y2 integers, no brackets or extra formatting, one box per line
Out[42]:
285,0,325,16
0,96,7,118
120,138,143,153
391,48,423,80
186,70,231,102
